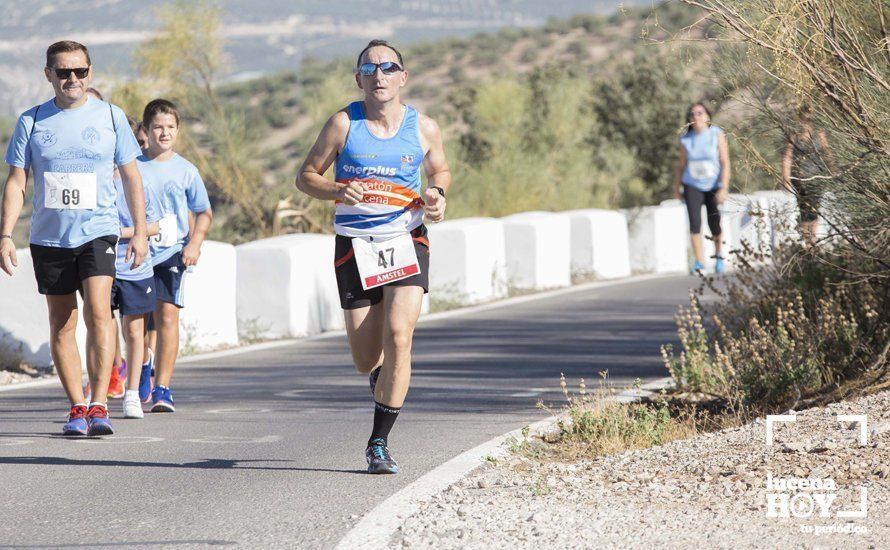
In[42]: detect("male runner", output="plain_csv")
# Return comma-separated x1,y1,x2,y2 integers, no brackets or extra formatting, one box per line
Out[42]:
0,41,147,436
297,40,451,474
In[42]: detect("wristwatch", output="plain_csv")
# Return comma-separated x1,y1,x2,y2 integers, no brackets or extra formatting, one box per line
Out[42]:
0,234,11,240
430,186,446,198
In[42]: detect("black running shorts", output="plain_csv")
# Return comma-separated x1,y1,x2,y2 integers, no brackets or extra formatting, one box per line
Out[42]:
29,235,118,295
334,225,430,310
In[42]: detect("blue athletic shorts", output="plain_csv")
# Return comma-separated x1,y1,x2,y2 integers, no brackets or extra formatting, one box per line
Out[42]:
153,252,186,308
111,277,156,316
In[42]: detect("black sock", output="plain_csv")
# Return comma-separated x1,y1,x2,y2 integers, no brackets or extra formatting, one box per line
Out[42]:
369,401,400,447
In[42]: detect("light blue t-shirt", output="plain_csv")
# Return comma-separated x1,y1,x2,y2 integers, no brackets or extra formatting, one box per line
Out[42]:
138,153,211,265
4,96,142,248
114,176,162,281
680,125,724,192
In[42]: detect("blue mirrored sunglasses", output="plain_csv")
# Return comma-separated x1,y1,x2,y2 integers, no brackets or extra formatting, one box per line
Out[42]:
358,61,403,76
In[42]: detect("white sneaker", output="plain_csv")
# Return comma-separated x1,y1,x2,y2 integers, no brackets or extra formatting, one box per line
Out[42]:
123,391,144,418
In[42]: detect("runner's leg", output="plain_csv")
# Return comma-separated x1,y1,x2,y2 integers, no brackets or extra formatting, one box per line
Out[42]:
112,319,122,370
123,314,146,391
82,275,115,405
153,301,179,387
344,304,385,374
46,294,85,405
375,285,424,407
704,189,723,256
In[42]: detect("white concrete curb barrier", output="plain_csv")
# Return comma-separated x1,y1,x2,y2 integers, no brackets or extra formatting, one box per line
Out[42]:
565,209,631,279
179,240,239,352
427,218,507,305
0,248,87,368
625,203,688,274
502,211,571,290
236,234,341,339
724,193,771,255
754,190,798,249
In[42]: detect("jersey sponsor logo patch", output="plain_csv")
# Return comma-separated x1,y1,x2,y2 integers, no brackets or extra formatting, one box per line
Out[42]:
55,147,101,161
81,126,100,145
400,154,414,164
341,164,397,177
38,130,57,147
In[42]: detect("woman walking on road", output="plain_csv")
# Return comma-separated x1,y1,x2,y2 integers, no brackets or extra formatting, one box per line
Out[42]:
674,102,730,274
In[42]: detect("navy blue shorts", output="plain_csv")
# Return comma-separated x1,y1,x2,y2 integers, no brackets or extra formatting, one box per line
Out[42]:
153,252,186,308
111,277,156,316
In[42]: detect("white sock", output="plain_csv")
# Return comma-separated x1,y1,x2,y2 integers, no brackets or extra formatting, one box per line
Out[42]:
125,390,139,399
88,401,107,409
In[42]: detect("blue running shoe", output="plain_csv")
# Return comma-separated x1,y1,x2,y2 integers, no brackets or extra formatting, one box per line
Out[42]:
150,385,175,413
62,405,88,436
366,437,398,474
691,260,705,274
714,256,725,274
86,404,114,436
369,367,381,396
139,354,153,403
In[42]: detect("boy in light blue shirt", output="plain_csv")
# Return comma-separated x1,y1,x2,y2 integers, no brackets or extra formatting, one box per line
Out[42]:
138,99,212,413
112,117,163,418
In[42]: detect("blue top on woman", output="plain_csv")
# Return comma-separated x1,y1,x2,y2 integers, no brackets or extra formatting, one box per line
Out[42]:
680,125,723,192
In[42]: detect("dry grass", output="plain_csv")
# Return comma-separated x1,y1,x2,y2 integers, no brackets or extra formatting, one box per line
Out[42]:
511,373,728,463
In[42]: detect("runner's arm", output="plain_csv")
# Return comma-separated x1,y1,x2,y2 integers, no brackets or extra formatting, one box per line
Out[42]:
0,166,28,275
182,209,212,268
781,141,794,191
716,133,730,188
716,132,730,202
119,160,148,268
120,221,159,239
296,111,361,203
419,115,450,223
419,114,451,195
673,144,686,199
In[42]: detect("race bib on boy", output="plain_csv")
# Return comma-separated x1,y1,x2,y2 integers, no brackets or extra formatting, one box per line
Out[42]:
352,233,420,290
151,214,179,247
688,160,718,180
44,172,97,210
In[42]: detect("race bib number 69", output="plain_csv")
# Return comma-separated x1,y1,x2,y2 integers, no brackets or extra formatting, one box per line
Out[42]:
44,172,97,210
352,233,420,290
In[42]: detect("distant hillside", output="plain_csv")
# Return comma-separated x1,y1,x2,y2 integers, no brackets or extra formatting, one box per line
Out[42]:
5,2,727,245
200,2,718,242
0,0,648,116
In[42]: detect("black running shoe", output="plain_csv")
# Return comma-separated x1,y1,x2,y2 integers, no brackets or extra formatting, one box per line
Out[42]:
369,367,381,396
366,437,398,474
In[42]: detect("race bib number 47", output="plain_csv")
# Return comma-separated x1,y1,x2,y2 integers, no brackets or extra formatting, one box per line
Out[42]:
44,172,97,210
352,233,420,290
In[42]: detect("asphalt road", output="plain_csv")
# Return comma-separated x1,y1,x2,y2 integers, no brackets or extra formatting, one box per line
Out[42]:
0,274,698,549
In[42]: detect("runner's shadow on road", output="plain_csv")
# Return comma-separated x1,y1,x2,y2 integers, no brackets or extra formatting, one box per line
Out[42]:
0,456,366,474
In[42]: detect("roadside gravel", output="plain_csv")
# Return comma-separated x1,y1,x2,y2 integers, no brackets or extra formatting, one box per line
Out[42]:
393,390,889,549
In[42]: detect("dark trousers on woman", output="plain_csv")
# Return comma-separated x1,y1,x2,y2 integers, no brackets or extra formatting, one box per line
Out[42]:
682,185,721,236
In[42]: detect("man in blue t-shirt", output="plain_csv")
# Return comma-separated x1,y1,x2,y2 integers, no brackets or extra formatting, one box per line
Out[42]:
0,40,148,437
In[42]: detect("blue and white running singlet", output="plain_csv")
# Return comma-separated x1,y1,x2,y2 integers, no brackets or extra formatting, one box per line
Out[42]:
333,101,424,239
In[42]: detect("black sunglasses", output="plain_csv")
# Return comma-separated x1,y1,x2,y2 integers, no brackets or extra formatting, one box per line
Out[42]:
358,62,403,76
50,67,90,80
